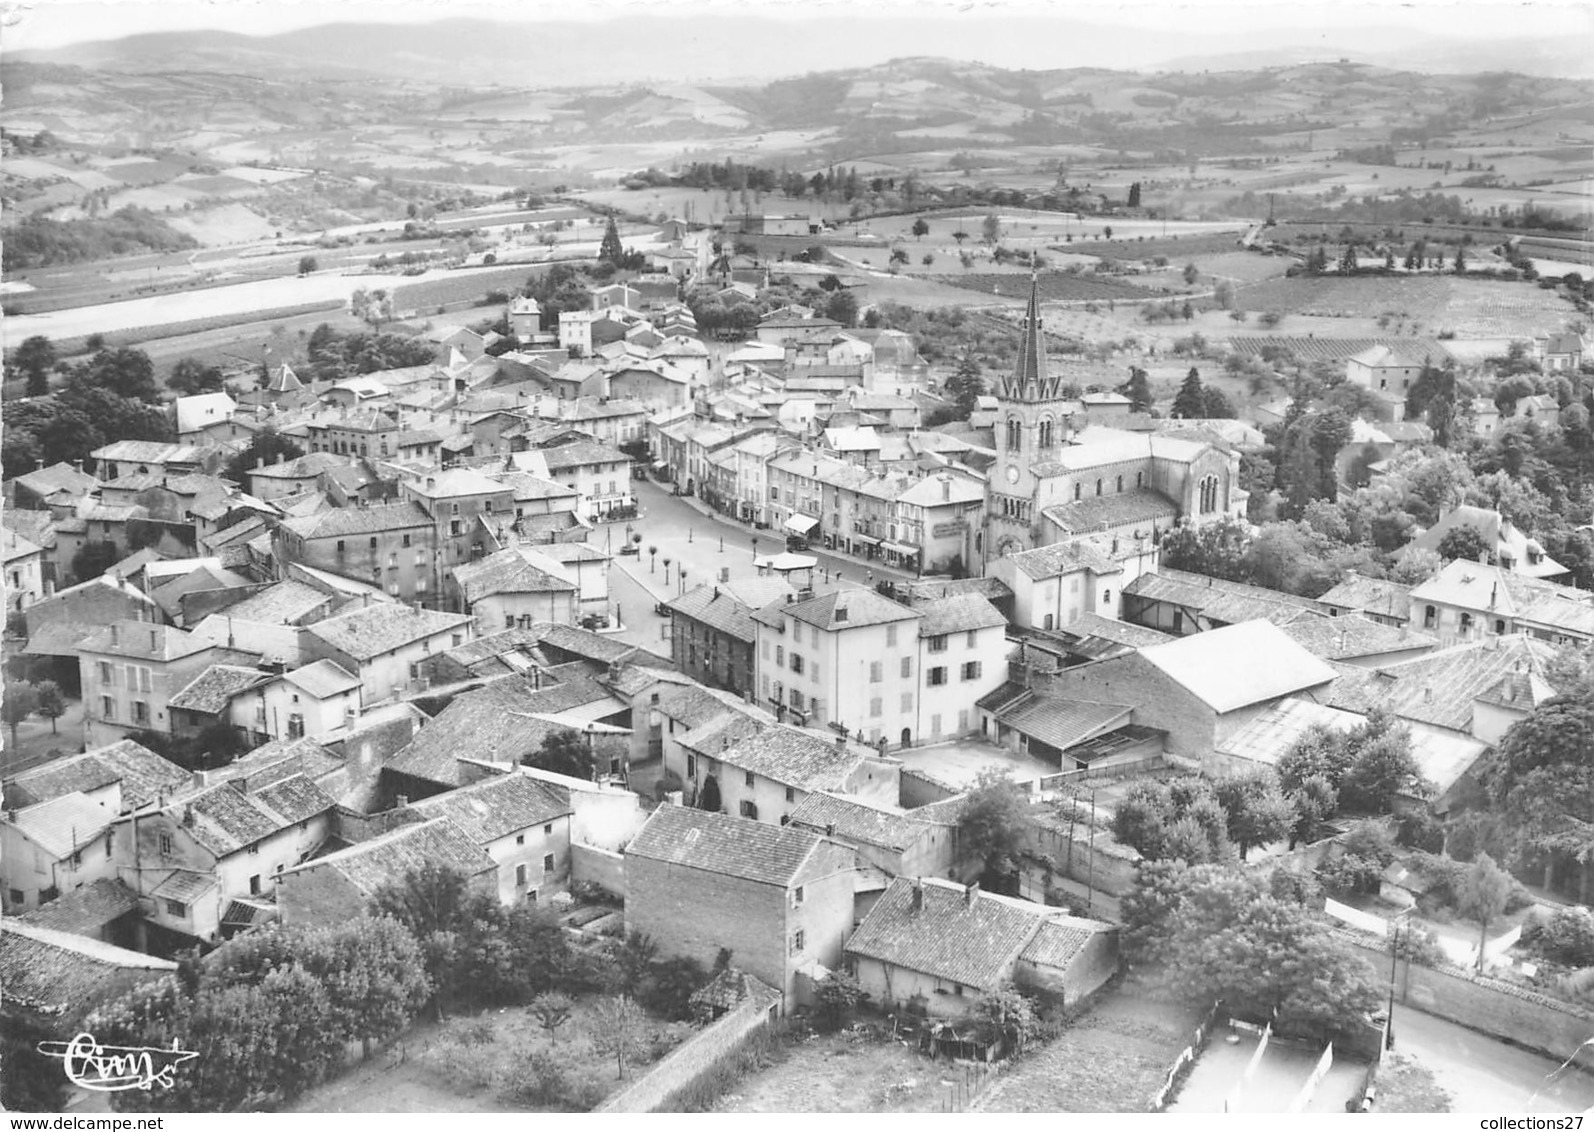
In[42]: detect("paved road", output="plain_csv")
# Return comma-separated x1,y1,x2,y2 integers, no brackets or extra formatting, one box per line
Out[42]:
1393,1007,1594,1113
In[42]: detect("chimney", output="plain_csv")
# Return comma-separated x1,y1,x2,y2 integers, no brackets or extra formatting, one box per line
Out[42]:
825,823,836,838
256,457,265,470
910,879,924,912
942,475,951,502
834,733,846,752
965,881,980,908
1489,583,1498,610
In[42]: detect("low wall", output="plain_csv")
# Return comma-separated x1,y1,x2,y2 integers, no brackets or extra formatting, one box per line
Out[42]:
572,843,625,899
900,768,959,809
1340,930,1594,1065
1149,1001,1224,1112
595,996,777,1113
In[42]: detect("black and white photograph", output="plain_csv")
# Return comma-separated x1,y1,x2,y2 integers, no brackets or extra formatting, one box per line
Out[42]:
1,0,1592,1116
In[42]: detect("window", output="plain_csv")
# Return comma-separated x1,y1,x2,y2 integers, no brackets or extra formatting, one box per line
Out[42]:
961,661,983,681
790,688,805,710
132,701,149,725
901,692,914,713
785,786,795,803
1116,475,1123,492
740,799,759,819
249,875,261,896
927,635,948,653
790,653,804,675
165,899,187,918
745,770,755,787
1073,482,1082,502
98,661,113,685
1172,610,1184,632
336,540,345,553
402,533,412,548
869,696,882,718
1095,479,1103,496
1460,612,1474,634
1103,589,1111,607
1423,605,1437,629
544,824,553,835
792,885,805,906
966,630,978,648
686,754,697,778
248,844,259,855
1494,619,1506,635
775,645,784,666
8,889,22,906
543,854,555,874
900,656,912,678
101,696,115,720
886,625,898,647
369,536,378,549
159,832,172,856
868,660,883,683
927,667,947,686
790,929,805,956
287,714,305,739
452,634,463,647
516,863,529,887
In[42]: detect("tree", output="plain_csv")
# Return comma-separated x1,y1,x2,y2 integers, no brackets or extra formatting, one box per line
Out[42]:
350,287,394,331
823,288,858,328
524,728,594,780
304,916,430,1058
952,230,969,245
167,357,225,397
14,335,56,397
590,995,648,1079
1173,367,1206,418
1483,693,1594,893
599,216,624,268
1201,387,1236,418
33,680,66,734
1459,852,1513,972
970,986,1043,1054
1121,365,1153,413
2,683,39,753
1340,716,1427,813
1437,523,1490,563
1182,263,1199,285
297,255,318,276
1211,771,1295,860
812,969,868,1032
911,217,930,240
75,347,160,403
70,540,120,584
982,212,1001,244
1287,775,1338,849
1128,182,1142,208
956,768,1032,881
944,353,985,419
1158,516,1253,581
530,991,574,1044
1453,247,1467,274
223,430,305,484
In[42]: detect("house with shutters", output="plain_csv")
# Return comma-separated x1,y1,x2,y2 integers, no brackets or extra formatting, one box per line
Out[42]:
990,540,1125,630
2,792,120,913
623,804,864,1005
229,659,364,745
301,603,475,705
272,502,436,604
407,772,574,906
665,577,793,699
449,545,580,632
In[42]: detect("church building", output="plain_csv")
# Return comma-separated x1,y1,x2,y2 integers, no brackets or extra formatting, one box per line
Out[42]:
984,278,1247,564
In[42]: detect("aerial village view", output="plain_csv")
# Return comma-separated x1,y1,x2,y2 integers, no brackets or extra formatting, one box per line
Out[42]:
0,0,1591,1117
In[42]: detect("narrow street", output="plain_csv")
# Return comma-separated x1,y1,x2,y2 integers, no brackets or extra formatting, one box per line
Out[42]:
1392,1008,1594,1113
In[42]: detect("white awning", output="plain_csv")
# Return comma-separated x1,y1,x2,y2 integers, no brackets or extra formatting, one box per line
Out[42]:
881,541,919,557
784,513,819,535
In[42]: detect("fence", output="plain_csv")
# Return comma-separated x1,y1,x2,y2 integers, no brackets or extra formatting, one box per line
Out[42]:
939,1058,998,1112
1036,754,1168,795
1148,1000,1224,1111
1285,1042,1334,1113
1223,1019,1273,1113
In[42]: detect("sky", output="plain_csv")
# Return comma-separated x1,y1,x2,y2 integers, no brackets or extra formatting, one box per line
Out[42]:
7,0,1592,56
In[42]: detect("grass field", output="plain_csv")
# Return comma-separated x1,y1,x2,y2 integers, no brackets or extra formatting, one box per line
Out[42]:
1232,273,1578,336
974,990,1201,1113
939,271,1168,303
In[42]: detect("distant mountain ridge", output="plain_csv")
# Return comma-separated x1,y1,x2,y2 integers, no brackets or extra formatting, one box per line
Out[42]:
12,15,1594,84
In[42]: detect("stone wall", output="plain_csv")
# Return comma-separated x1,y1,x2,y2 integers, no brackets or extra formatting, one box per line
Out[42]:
595,995,779,1113
572,843,625,899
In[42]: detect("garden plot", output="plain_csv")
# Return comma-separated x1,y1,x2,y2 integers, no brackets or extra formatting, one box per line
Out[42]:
714,1029,957,1113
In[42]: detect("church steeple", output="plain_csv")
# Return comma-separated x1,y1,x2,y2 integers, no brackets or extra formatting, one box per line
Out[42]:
1003,274,1052,401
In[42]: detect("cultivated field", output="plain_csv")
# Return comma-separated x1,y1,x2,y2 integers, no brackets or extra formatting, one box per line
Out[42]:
714,1029,961,1113
1231,274,1578,337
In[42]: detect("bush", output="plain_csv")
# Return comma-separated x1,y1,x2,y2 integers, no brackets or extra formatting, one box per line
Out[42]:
504,1049,573,1107
1396,810,1445,854
1521,907,1594,966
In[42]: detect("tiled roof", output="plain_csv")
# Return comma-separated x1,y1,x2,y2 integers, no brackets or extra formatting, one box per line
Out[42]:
453,547,577,604
1279,613,1437,661
1317,575,1414,622
1137,620,1339,713
1060,611,1175,650
410,773,572,844
916,594,1006,637
1041,490,1180,535
6,755,120,806
1215,697,1364,766
1,920,177,1016
777,588,919,632
149,869,217,903
717,725,873,792
626,804,822,887
1006,540,1122,580
539,439,629,471
279,501,431,540
12,461,100,500
220,581,334,625
787,792,937,851
169,664,269,714
173,775,335,856
219,737,344,788
666,578,793,643
306,604,473,661
993,693,1134,752
18,878,141,935
91,441,203,464
1328,635,1562,733
282,817,495,902
387,674,605,786
1020,915,1112,970
1411,560,1593,629
283,659,362,699
5,741,187,812
845,878,1049,992
656,683,769,730
7,793,117,859
1124,567,1329,624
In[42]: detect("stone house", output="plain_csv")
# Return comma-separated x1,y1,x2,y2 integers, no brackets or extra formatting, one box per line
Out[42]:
407,772,574,906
